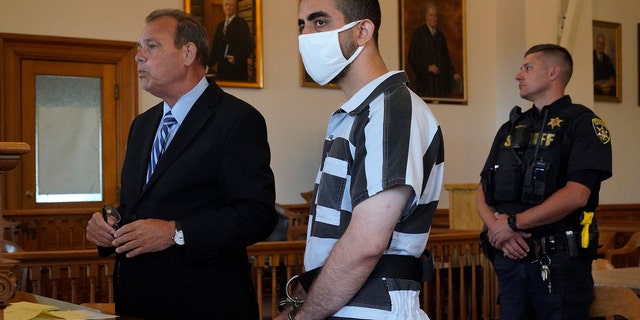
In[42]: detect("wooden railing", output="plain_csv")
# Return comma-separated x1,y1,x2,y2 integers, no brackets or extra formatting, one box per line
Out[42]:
249,230,496,320
4,249,114,305
4,203,638,318
2,230,498,320
250,240,306,320
2,208,95,251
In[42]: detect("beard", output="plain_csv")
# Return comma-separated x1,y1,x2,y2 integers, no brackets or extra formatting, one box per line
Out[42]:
328,31,359,85
329,64,351,85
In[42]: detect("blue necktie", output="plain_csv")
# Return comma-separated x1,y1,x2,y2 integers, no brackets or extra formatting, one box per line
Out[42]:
146,111,177,183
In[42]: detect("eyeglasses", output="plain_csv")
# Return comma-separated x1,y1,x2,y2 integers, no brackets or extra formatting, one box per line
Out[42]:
102,204,121,229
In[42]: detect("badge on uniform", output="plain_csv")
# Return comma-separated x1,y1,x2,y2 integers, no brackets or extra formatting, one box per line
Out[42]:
547,117,563,129
592,118,611,144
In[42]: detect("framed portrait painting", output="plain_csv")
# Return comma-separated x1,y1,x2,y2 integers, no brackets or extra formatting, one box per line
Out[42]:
185,0,263,88
592,20,621,102
400,0,467,104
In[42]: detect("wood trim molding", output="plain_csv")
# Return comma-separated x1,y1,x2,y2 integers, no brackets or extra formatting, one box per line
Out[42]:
0,33,138,210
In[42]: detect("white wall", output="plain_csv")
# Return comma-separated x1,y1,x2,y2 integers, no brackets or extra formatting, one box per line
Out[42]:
591,0,640,204
1,0,638,206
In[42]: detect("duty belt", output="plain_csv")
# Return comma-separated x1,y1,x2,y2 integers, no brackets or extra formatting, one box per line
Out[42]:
525,230,579,261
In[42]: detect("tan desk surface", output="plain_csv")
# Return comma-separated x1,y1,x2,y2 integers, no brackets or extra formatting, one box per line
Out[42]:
7,291,132,320
593,267,640,295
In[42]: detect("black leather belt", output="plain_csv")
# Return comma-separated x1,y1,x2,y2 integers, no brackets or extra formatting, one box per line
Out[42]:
298,251,432,292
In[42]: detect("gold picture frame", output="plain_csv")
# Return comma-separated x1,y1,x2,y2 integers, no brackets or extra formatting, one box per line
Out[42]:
185,0,263,88
399,0,467,104
593,20,621,102
301,66,339,89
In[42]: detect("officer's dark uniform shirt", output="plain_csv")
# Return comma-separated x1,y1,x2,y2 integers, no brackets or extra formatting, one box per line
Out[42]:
480,95,612,238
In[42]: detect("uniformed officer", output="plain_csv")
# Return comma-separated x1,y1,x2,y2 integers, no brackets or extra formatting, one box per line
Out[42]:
476,44,612,319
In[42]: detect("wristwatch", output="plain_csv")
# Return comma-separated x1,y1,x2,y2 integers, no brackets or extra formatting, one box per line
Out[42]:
173,221,185,245
507,214,519,232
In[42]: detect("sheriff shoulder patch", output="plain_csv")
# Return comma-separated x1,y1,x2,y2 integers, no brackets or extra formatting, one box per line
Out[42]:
592,118,611,144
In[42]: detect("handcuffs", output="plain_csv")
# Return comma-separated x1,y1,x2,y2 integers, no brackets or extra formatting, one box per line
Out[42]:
278,275,305,320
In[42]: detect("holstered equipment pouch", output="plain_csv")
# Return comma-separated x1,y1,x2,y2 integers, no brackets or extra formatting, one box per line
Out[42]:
479,230,497,261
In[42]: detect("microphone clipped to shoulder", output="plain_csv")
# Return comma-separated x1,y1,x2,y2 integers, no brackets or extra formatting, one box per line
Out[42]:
509,106,523,125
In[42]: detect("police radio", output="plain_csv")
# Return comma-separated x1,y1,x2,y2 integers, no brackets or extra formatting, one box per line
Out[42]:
521,109,549,204
522,159,548,204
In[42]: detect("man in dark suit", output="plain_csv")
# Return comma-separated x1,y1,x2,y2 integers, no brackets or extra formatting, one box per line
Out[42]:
208,0,255,81
85,9,277,319
593,33,616,96
408,4,461,98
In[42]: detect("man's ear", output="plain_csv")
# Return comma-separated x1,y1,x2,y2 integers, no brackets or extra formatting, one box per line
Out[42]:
356,19,375,45
183,42,197,67
548,65,561,81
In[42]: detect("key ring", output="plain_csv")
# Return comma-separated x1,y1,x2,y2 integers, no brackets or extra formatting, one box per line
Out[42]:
540,255,551,266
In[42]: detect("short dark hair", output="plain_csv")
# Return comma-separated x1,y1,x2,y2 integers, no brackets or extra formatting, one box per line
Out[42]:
334,0,381,44
146,9,209,67
525,44,573,85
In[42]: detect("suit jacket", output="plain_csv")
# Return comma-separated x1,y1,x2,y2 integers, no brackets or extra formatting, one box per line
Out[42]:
593,49,616,81
208,16,255,81
102,80,277,319
408,24,456,98
593,50,616,96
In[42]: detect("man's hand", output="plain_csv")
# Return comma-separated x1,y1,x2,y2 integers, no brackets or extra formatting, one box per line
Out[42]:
113,219,176,258
86,211,116,248
488,214,530,259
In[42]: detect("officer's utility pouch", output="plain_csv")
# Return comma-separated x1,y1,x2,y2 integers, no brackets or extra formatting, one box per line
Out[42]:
492,163,524,203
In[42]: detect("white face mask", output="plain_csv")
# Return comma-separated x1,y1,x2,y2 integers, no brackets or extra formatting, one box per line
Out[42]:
298,20,365,85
